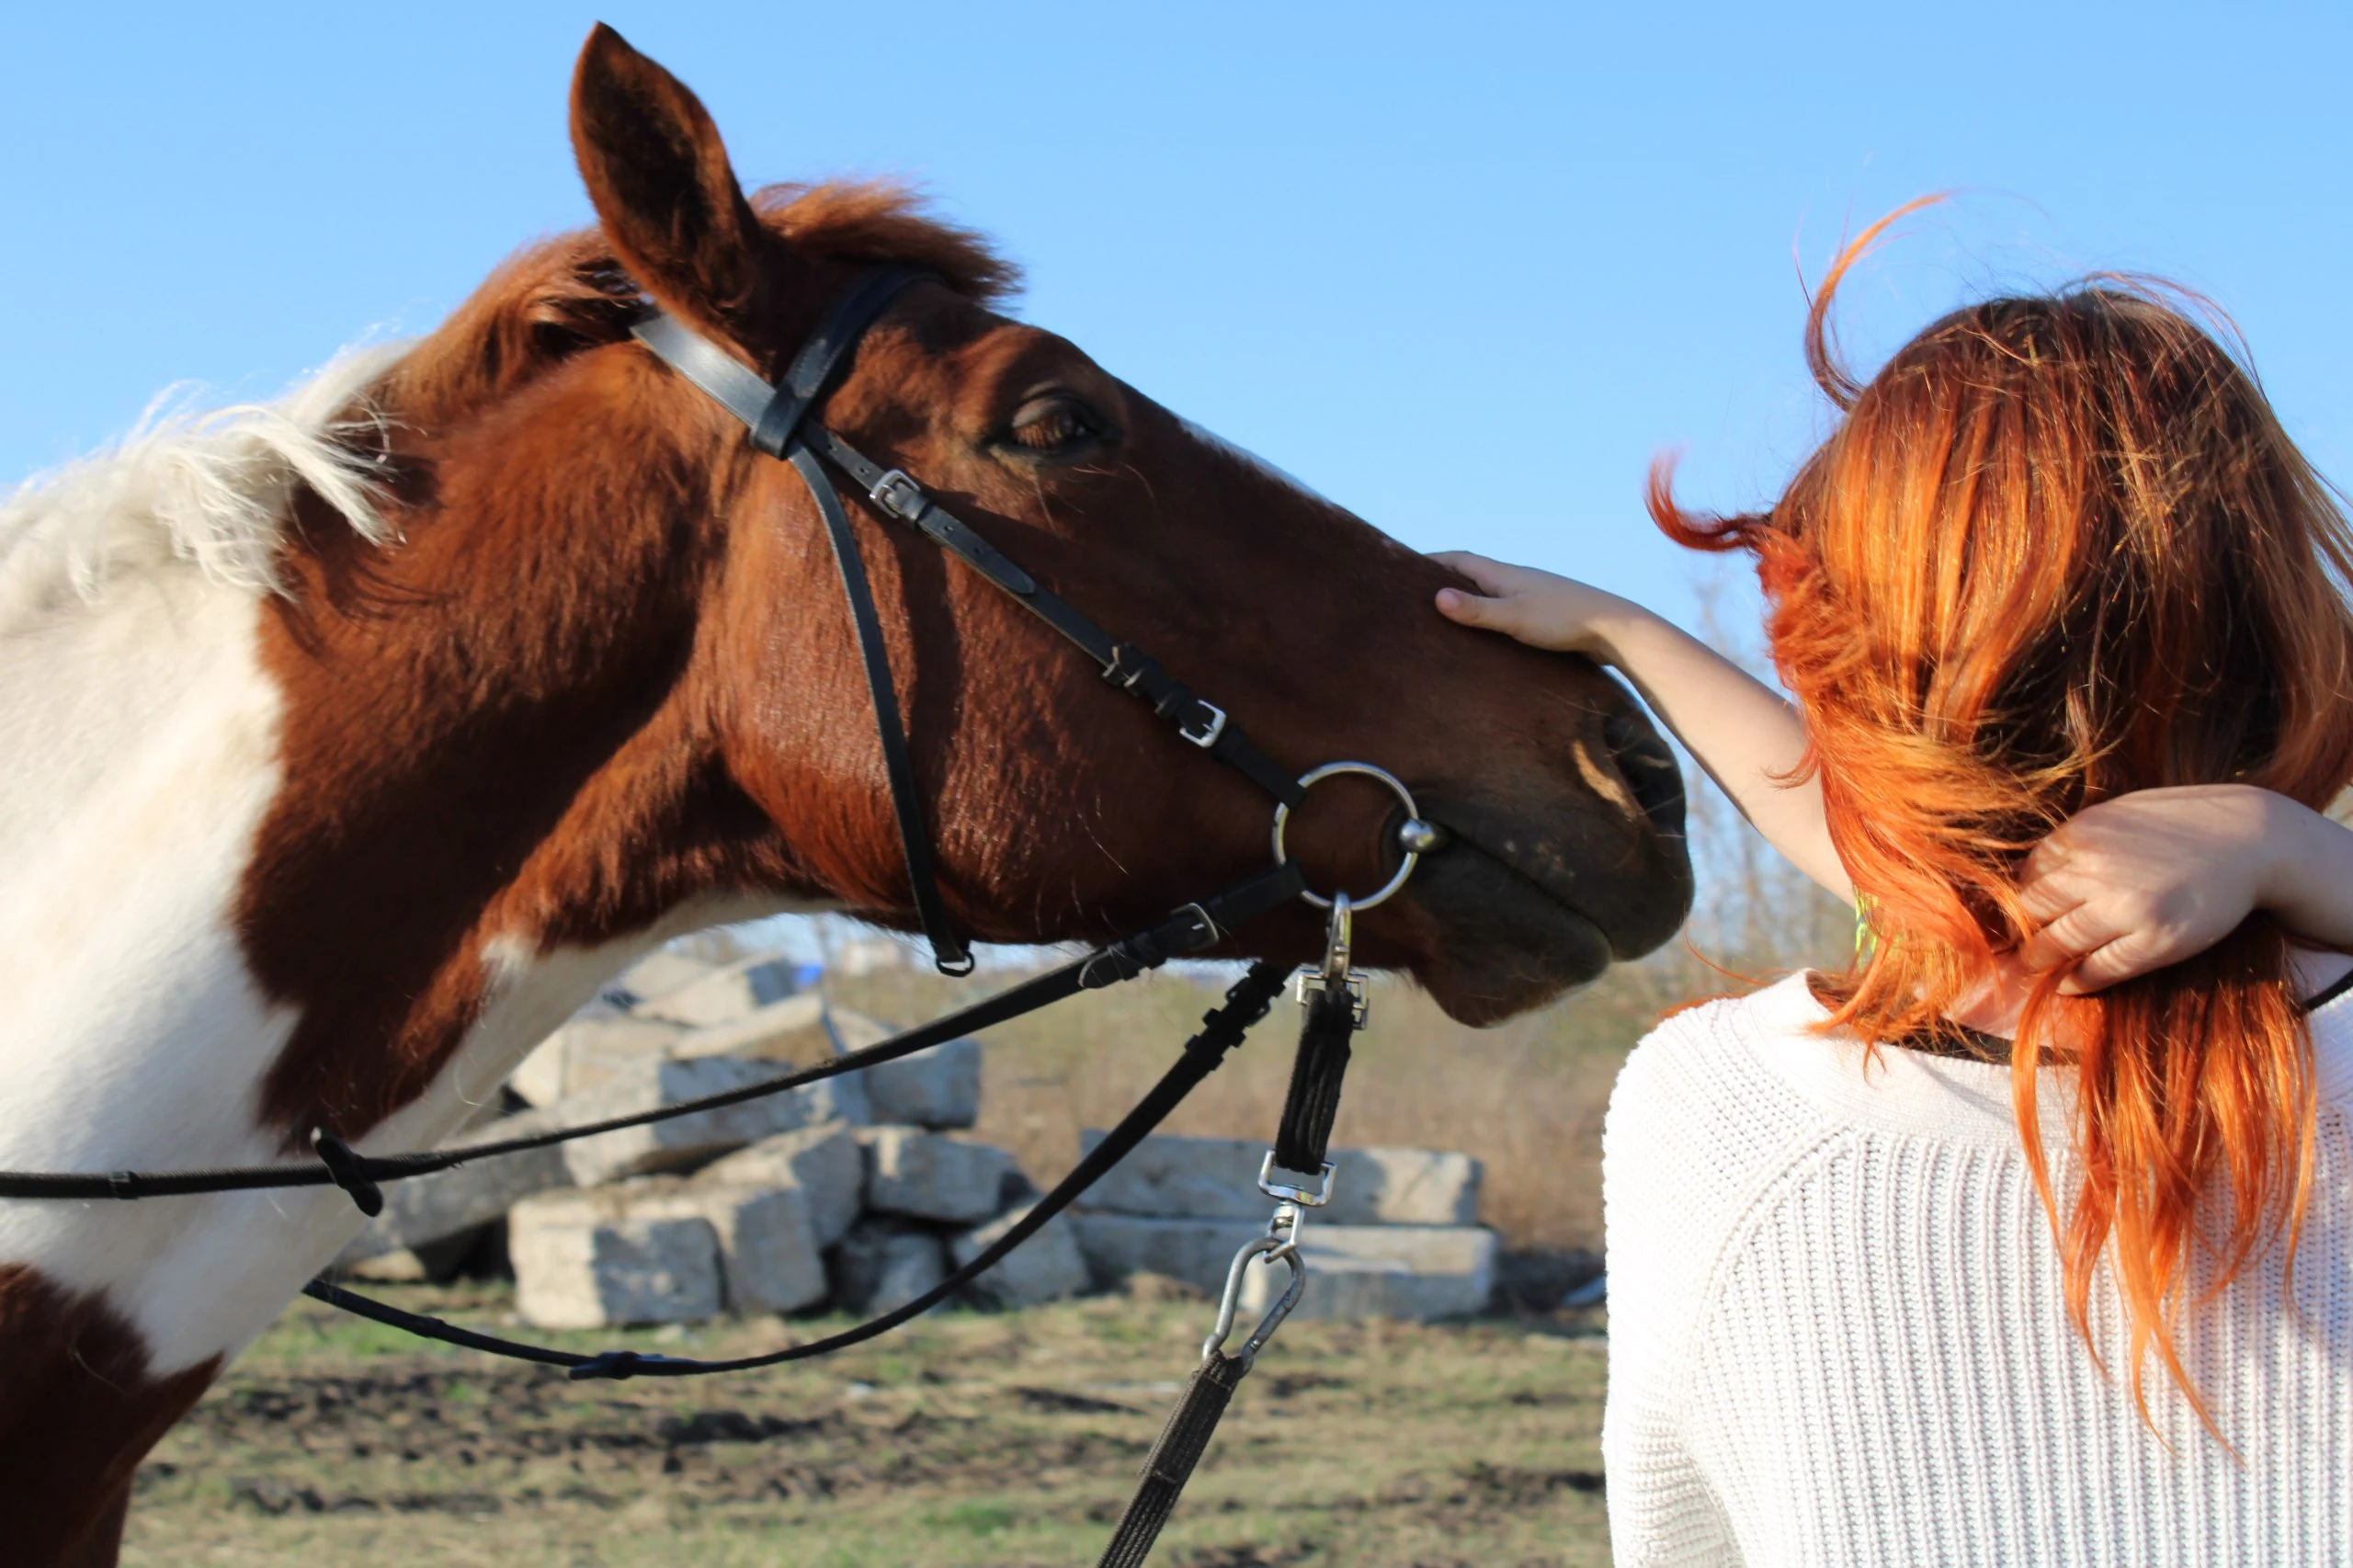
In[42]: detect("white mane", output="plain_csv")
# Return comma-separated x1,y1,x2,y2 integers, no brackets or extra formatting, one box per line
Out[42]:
0,343,409,627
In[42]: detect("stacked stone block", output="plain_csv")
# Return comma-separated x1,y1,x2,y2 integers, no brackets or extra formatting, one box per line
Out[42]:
1070,1131,1495,1321
339,945,1088,1329
338,949,1495,1328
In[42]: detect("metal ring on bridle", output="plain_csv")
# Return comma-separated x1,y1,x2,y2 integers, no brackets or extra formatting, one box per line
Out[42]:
1269,762,1427,911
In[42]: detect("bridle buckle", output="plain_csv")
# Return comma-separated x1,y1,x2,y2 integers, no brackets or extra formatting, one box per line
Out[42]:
869,469,928,523
1179,701,1229,749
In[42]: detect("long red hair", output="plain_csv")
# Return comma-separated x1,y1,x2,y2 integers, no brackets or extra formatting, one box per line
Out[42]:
1654,203,2353,1421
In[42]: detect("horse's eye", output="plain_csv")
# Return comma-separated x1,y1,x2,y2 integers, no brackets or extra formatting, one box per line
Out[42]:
1006,395,1100,454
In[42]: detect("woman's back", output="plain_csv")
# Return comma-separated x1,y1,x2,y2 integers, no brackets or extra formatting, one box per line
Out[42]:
1603,973,2353,1566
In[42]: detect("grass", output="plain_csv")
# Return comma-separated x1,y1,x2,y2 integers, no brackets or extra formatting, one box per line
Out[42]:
123,1283,1613,1568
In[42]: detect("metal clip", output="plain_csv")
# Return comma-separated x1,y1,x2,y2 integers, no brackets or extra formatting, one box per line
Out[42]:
1202,1225,1305,1369
1291,892,1370,1026
1256,1150,1335,1207
869,469,929,522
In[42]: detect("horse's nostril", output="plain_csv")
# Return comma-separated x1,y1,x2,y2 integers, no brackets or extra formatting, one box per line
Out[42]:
1602,710,1688,840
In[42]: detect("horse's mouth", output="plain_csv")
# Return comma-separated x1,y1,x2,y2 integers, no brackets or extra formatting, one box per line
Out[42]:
1394,811,1622,1025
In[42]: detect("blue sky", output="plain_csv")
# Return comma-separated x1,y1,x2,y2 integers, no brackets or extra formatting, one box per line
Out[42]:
5,2,2347,634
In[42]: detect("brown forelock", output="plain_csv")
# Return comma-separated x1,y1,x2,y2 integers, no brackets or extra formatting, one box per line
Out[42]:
0,1267,219,1567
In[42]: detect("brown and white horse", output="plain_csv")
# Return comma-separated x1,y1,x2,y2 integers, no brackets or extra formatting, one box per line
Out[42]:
0,26,1689,1565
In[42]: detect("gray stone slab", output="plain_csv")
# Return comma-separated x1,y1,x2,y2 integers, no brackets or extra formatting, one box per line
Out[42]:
559,1056,829,1187
858,1126,1015,1223
950,1204,1088,1308
637,954,801,1028
510,1010,688,1106
612,950,718,1006
829,1221,949,1314
699,1122,865,1247
669,994,831,1063
1076,1132,1482,1226
1068,1214,1264,1296
1234,1225,1496,1322
677,1182,828,1316
863,1037,981,1130
510,1189,721,1329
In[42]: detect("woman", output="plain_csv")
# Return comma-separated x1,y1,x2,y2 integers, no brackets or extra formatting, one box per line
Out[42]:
1436,221,2353,1563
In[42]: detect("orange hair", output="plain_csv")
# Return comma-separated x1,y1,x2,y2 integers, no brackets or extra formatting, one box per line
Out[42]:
1654,204,2353,1424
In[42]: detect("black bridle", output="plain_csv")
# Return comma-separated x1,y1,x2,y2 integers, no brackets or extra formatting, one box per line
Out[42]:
632,264,1312,974
2,267,1431,1565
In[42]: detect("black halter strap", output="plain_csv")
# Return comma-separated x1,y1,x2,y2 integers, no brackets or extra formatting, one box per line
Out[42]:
631,270,1304,974
638,268,969,971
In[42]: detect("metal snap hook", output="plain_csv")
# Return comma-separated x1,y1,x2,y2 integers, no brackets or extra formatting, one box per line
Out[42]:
1268,762,1438,911
1202,1233,1307,1369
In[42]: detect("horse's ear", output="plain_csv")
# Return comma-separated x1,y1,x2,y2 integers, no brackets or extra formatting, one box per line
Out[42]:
569,24,793,352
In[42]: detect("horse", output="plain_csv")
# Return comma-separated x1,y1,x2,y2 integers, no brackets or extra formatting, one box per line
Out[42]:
0,25,1691,1565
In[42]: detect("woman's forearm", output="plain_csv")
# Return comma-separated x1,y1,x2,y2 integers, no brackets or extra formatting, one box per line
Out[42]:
2264,796,2353,949
1591,608,1853,903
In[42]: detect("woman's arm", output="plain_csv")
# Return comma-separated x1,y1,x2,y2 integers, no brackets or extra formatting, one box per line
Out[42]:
1429,550,2353,997
1431,551,1853,902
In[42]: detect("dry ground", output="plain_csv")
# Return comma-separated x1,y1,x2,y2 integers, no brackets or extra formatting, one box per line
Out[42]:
123,1284,1612,1567
126,918,1825,1564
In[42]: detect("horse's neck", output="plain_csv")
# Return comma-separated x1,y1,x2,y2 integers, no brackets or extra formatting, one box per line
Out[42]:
0,556,754,1376
0,542,726,1172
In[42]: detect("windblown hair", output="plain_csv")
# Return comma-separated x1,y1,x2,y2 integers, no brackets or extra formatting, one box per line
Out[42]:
0,345,400,627
1653,202,2353,1421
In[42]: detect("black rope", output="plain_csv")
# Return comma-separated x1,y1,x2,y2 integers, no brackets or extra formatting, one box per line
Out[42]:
303,961,1290,1381
1095,1349,1253,1568
0,866,1304,1205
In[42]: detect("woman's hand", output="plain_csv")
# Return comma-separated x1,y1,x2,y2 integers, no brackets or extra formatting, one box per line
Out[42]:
1429,547,1852,902
1429,551,1654,660
2017,785,2353,993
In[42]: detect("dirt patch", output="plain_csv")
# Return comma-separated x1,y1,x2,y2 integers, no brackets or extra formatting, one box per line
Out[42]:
123,1286,1614,1567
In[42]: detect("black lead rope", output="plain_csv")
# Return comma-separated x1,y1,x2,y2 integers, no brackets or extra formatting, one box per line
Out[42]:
1097,1348,1252,1568
1098,916,1367,1567
304,960,1290,1380
0,865,1304,1206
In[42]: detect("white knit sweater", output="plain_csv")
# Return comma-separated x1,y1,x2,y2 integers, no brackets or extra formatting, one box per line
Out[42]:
1602,971,2353,1566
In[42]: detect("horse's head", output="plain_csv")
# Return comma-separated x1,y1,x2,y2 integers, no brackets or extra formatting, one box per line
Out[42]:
578,28,1691,1011
252,26,1691,1127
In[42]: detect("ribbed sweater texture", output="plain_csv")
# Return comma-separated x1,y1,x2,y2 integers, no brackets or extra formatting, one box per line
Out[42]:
1603,971,2353,1566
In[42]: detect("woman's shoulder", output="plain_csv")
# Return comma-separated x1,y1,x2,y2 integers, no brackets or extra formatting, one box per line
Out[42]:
1604,974,1842,1224
1610,971,1838,1131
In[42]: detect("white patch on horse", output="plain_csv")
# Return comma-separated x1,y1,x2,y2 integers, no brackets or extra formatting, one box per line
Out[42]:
400,894,824,1131
1176,416,1331,505
0,360,817,1378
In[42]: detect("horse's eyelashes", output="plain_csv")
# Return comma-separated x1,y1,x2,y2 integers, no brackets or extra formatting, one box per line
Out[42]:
1007,395,1101,454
